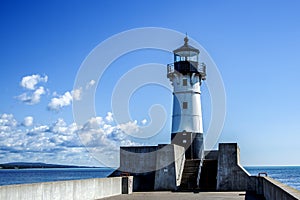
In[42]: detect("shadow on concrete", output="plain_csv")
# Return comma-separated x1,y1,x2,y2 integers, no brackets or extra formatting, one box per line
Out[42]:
244,191,265,200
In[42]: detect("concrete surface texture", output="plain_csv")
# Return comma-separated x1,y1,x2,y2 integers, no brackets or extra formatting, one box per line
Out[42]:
173,144,186,186
119,146,158,173
217,143,252,191
101,191,258,200
259,176,300,200
118,144,185,191
154,144,185,190
0,177,122,200
122,176,133,194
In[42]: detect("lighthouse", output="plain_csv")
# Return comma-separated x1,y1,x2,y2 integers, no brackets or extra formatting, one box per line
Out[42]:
167,36,206,160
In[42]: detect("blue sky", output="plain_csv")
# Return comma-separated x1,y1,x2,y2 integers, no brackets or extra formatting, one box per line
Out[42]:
0,0,300,166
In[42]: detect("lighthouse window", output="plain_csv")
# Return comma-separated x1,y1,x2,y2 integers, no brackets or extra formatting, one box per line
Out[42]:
183,79,187,86
183,102,188,109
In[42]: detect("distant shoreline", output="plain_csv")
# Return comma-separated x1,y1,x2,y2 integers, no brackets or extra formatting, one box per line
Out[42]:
0,162,101,169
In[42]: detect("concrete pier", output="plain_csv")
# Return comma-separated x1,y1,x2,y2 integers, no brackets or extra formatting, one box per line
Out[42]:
0,177,133,200
101,191,260,200
109,142,300,200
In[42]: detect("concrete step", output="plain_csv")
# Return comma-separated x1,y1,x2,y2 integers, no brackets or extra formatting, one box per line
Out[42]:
179,159,201,190
182,167,199,173
182,172,197,176
184,160,201,167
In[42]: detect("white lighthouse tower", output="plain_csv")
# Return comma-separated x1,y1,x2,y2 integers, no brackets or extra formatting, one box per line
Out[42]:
167,36,206,160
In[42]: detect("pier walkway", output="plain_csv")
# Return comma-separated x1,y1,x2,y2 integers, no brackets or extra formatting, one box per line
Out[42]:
102,191,263,200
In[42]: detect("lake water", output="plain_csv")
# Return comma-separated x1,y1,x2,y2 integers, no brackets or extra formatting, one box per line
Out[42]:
0,166,299,191
0,168,114,186
245,166,300,191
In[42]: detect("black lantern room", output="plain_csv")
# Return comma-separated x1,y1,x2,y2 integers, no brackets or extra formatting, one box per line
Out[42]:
172,36,206,80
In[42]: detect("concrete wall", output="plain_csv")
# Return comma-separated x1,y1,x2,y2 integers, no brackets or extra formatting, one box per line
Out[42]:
173,144,186,186
0,177,123,200
216,143,252,191
214,143,300,199
119,146,158,173
154,144,185,190
118,146,158,191
204,150,218,160
254,176,300,200
117,144,185,191
122,176,133,194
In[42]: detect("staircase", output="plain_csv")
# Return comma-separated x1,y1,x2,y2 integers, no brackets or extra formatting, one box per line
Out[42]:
179,159,201,191
179,159,218,191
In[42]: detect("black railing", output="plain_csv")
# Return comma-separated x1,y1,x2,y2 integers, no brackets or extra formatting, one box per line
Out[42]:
167,61,206,80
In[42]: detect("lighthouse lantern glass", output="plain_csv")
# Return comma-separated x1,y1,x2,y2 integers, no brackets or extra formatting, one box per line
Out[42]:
174,51,198,62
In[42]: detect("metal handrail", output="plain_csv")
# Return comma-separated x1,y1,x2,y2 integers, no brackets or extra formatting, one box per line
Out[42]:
167,63,174,74
258,172,268,177
167,62,206,79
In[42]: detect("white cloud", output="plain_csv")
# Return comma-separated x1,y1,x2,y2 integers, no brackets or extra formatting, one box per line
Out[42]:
48,91,72,111
77,117,142,166
86,80,96,89
23,116,33,127
82,117,104,130
48,88,82,111
72,88,82,101
20,74,48,90
0,114,86,165
17,74,48,105
141,119,147,125
117,120,139,135
31,125,49,133
0,113,17,132
17,86,46,105
105,112,113,123
0,112,145,167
